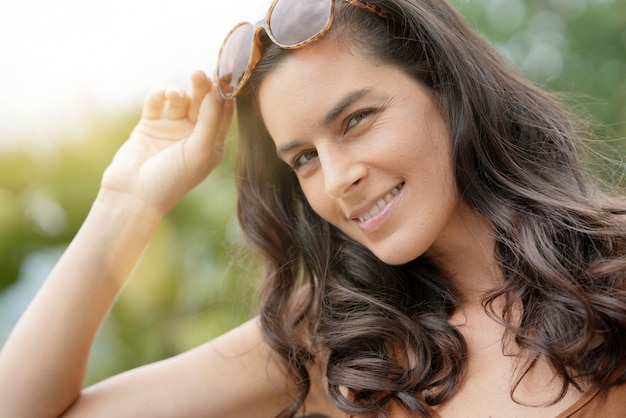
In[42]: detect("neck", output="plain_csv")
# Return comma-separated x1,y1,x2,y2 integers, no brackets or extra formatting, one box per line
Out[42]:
424,204,503,307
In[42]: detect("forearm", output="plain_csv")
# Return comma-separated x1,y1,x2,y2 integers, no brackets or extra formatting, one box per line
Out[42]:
0,189,162,418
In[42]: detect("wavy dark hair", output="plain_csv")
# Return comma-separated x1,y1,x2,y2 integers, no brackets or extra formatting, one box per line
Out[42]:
233,0,626,416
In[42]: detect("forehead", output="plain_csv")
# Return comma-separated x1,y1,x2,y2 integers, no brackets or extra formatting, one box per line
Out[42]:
257,39,389,133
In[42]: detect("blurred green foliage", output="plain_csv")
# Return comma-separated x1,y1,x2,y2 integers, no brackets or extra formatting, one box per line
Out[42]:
1,0,624,385
455,0,626,125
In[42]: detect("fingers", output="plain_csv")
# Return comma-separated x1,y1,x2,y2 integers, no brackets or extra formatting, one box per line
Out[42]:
198,82,232,141
188,70,213,123
141,71,214,122
142,89,167,120
164,88,190,119
138,70,234,166
202,95,234,161
141,88,191,120
186,81,234,168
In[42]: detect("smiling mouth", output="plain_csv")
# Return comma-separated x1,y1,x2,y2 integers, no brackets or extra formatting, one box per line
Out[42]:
357,183,404,222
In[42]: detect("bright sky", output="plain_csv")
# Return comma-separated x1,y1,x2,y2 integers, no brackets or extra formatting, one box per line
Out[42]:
0,0,270,149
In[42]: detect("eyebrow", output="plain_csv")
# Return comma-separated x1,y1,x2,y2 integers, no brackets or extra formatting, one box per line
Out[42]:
276,87,372,159
276,139,305,159
320,87,371,128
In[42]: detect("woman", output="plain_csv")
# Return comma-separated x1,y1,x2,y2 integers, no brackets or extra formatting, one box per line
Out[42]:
1,0,624,417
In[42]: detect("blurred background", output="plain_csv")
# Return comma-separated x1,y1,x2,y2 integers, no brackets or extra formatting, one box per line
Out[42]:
0,0,624,385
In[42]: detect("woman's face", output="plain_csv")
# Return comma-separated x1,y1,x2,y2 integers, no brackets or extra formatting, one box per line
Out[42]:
258,39,466,265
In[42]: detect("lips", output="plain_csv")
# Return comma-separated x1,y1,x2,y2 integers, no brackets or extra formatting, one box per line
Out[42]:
356,183,403,222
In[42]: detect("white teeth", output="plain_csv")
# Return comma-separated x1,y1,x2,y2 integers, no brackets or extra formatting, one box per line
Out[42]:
358,185,401,222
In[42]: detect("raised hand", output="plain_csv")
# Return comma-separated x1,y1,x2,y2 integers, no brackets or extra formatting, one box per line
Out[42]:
100,70,234,216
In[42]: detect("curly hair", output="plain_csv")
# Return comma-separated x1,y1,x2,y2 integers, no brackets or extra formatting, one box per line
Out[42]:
234,0,626,416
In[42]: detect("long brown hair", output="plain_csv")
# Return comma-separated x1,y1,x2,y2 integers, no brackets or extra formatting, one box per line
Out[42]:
234,0,626,416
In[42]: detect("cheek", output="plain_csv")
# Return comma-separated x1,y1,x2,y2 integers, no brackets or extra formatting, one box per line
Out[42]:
300,181,337,222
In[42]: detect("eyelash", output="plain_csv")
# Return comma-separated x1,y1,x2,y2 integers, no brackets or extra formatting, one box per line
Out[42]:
346,110,373,131
291,149,318,170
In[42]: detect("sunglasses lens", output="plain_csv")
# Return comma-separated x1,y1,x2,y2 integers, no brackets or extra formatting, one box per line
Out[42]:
217,22,255,98
269,0,333,46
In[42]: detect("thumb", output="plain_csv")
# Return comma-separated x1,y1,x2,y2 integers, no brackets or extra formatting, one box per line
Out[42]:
185,82,233,170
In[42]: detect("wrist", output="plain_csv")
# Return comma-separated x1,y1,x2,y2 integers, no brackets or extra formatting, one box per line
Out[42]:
71,188,165,288
93,188,165,229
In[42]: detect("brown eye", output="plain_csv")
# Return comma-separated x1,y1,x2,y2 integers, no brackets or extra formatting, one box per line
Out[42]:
346,110,372,130
292,149,318,169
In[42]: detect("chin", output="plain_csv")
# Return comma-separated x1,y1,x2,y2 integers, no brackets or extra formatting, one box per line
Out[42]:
372,248,422,266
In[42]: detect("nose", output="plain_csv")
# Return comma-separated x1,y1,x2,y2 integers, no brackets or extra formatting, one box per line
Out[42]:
319,145,368,199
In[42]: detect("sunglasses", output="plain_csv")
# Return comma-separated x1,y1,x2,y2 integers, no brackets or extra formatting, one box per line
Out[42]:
216,0,387,99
